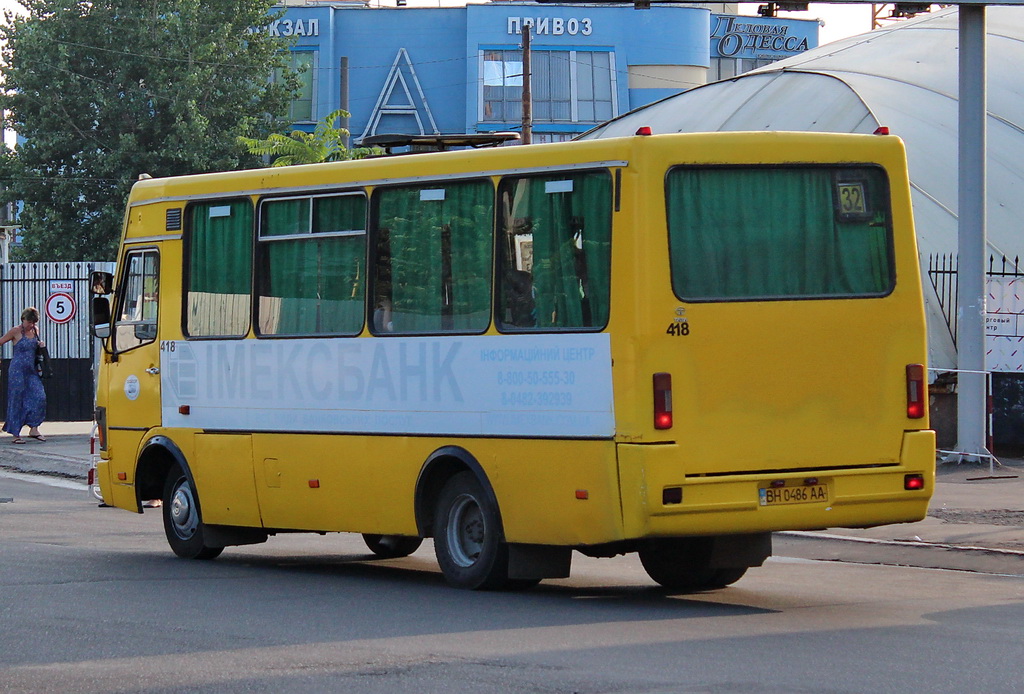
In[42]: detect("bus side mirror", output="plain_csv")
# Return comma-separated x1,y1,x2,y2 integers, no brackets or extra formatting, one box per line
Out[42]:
91,271,113,295
92,297,111,339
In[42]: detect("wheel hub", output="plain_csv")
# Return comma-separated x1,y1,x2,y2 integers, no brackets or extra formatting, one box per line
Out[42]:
170,483,198,540
447,494,485,567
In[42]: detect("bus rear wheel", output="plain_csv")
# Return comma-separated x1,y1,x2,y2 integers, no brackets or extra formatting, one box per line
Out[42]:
432,471,509,590
162,465,223,560
638,538,746,592
363,534,423,559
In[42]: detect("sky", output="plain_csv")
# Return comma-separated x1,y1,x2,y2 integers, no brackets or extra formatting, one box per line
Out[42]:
0,1,882,46
739,3,877,45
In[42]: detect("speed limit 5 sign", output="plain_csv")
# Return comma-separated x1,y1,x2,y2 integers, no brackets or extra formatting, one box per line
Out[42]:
45,292,76,324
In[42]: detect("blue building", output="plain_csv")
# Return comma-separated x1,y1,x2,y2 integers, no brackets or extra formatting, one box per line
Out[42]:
273,1,818,143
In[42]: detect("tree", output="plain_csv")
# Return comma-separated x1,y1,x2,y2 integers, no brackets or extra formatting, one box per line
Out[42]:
238,108,381,166
0,0,299,261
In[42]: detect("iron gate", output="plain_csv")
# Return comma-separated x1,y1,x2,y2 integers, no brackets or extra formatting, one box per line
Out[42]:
1,262,115,422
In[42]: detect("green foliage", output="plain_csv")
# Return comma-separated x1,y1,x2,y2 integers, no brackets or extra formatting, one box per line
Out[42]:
238,108,381,166
0,0,299,261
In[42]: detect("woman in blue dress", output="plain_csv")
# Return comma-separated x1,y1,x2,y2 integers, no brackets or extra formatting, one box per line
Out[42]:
1,307,47,443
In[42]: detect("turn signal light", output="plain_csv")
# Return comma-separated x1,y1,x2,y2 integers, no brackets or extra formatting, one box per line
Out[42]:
904,474,925,490
653,372,672,429
906,364,926,419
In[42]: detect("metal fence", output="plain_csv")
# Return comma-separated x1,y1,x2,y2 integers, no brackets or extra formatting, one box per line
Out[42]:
926,253,1024,348
1,261,115,421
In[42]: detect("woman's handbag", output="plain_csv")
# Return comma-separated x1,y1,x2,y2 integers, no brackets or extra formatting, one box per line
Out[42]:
35,344,53,379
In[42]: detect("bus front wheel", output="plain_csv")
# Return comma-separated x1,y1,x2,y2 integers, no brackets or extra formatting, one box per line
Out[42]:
363,534,423,559
162,465,223,560
638,538,746,592
432,471,509,590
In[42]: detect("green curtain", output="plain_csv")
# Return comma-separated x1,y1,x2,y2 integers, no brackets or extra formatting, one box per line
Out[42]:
315,195,366,332
666,167,893,300
262,198,309,237
315,195,365,234
376,181,492,333
188,200,253,335
264,239,318,333
501,172,611,330
189,200,253,294
260,195,366,335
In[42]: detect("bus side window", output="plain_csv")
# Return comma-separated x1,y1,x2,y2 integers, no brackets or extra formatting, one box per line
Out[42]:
496,171,612,332
257,193,367,336
371,180,493,335
114,249,159,352
185,200,253,337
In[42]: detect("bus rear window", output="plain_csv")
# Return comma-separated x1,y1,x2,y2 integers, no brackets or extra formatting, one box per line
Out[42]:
666,166,895,301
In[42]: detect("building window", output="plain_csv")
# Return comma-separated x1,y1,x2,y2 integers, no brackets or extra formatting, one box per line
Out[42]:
709,57,775,82
276,50,316,122
481,49,616,124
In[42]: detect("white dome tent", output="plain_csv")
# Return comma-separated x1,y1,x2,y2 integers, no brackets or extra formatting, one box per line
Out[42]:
583,6,1024,376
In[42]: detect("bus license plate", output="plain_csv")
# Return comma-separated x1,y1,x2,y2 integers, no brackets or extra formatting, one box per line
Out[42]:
759,484,828,506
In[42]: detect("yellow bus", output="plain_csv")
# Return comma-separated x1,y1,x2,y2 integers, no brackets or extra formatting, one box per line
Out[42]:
91,131,935,591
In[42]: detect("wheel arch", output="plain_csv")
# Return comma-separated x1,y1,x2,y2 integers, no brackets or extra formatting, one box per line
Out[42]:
136,435,193,511
414,446,504,541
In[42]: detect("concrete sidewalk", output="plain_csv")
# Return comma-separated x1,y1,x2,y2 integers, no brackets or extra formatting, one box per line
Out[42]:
1,423,1022,556
0,421,94,480
813,455,1024,553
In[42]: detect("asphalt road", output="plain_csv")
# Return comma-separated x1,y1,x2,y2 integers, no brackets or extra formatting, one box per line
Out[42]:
2,474,1024,694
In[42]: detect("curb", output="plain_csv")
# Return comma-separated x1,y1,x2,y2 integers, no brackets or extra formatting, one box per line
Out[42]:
781,530,1024,557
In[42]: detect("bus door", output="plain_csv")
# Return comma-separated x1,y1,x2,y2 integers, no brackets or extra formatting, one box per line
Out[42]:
105,247,162,508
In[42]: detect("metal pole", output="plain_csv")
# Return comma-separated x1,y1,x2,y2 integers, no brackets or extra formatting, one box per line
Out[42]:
340,57,350,148
521,25,532,145
954,4,988,460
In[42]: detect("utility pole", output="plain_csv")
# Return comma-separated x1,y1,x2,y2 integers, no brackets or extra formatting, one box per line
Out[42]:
521,25,532,145
340,56,350,147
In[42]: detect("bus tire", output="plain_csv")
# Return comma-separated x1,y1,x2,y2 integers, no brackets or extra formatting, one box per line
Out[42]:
432,471,509,590
162,465,223,560
638,538,729,593
706,567,748,588
363,534,423,559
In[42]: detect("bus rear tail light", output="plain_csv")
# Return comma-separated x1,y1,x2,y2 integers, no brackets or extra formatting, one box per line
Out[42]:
904,474,925,491
906,364,926,419
653,372,673,430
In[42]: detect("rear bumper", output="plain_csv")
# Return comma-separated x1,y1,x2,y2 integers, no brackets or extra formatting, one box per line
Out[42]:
617,429,935,539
